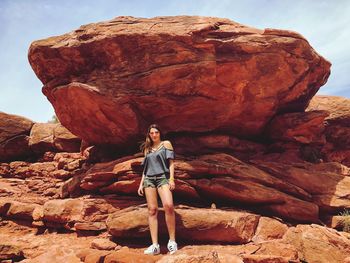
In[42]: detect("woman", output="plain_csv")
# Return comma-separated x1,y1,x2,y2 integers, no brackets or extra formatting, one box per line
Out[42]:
138,124,178,255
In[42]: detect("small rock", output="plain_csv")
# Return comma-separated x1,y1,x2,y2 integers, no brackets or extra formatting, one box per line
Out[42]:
91,238,117,250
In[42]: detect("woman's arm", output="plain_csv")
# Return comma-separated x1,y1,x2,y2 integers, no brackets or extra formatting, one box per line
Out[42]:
138,158,146,196
169,159,175,182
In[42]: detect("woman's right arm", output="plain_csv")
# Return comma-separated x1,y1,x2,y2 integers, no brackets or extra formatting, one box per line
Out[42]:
138,159,146,196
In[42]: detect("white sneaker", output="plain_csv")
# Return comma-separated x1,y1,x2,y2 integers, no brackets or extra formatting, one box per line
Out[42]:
167,239,178,254
144,243,160,255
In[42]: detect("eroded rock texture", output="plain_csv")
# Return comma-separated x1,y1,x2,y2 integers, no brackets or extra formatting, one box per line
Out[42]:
2,15,349,263
28,15,330,145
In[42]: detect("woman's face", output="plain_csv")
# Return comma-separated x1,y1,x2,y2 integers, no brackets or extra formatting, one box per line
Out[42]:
149,128,160,143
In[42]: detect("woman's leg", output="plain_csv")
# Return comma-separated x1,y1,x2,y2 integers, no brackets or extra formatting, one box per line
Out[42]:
144,187,159,244
157,184,176,240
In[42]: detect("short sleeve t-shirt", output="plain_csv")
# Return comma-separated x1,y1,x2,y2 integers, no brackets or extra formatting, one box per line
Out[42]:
141,143,175,178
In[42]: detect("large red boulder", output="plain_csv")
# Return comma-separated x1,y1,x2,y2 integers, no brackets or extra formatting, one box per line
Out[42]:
28,15,330,145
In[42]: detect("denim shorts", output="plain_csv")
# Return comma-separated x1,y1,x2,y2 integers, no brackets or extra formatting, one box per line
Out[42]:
143,173,169,188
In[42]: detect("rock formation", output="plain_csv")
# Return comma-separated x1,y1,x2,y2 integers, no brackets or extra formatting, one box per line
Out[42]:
28,15,330,145
1,15,349,262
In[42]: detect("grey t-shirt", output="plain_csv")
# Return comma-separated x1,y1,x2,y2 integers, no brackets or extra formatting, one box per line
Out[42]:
141,144,175,178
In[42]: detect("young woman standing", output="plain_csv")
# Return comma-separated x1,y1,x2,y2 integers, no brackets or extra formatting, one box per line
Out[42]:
138,124,177,255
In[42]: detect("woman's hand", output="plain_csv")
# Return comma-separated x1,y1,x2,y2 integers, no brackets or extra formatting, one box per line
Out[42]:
137,184,144,196
169,179,175,191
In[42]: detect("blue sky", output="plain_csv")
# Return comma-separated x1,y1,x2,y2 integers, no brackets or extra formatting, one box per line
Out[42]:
0,0,349,123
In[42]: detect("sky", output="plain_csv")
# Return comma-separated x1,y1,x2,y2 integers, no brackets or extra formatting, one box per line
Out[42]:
0,0,349,123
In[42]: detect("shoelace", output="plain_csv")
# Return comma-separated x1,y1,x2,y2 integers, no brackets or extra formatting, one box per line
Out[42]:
168,242,177,251
145,244,159,253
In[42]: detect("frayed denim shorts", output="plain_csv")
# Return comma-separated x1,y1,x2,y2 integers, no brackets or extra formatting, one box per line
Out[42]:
143,173,169,188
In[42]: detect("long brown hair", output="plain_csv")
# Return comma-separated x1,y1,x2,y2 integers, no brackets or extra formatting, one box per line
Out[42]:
139,124,163,156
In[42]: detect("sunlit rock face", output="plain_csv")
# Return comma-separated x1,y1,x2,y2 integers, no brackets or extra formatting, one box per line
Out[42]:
28,15,330,145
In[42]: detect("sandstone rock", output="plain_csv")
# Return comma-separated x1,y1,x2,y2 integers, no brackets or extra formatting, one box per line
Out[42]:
28,15,330,146
74,221,107,231
253,160,350,212
6,200,42,221
37,151,56,162
173,134,266,159
0,112,33,142
0,112,34,161
265,110,329,144
283,224,350,263
107,205,260,243
0,135,33,162
252,217,289,243
43,199,85,224
90,238,117,250
307,95,350,166
29,123,57,153
53,124,81,152
187,176,318,222
42,197,129,228
157,242,298,263
99,178,141,195
104,247,162,263
0,163,10,177
0,243,25,261
322,215,346,230
20,246,83,263
307,95,350,126
29,123,81,154
84,250,111,263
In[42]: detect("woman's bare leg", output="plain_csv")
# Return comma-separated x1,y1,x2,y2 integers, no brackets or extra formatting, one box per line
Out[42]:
157,184,176,240
144,187,159,244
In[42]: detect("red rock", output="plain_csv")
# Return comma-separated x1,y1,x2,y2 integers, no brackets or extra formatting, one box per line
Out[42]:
51,169,71,180
28,123,57,153
0,163,10,177
84,250,111,263
322,215,346,230
7,161,57,178
283,224,350,263
307,95,350,126
187,176,318,222
307,95,350,166
37,151,56,162
0,243,25,261
53,124,81,152
28,16,330,145
90,238,117,250
0,111,34,162
253,160,350,212
106,205,260,243
173,134,266,158
80,181,111,191
0,135,32,162
5,200,42,221
99,178,141,195
74,221,107,231
157,242,298,263
265,110,329,144
172,179,202,201
0,112,33,142
43,199,85,223
29,123,81,154
104,247,162,263
252,217,288,243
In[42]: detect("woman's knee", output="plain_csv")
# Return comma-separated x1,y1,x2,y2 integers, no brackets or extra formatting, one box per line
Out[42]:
163,203,174,214
148,206,158,216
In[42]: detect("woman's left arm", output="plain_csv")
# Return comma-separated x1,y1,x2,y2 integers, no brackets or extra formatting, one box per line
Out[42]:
169,159,175,182
169,159,175,190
